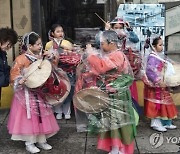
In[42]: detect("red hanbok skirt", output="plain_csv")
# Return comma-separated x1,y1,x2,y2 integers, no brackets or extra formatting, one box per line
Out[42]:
144,86,177,119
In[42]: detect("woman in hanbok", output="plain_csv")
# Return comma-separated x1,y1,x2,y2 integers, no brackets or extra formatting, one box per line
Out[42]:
75,30,137,154
45,24,81,120
144,36,177,132
7,32,59,153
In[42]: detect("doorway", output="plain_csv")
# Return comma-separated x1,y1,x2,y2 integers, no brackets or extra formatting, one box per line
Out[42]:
39,0,104,44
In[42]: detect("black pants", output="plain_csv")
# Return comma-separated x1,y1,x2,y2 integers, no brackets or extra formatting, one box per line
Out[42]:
0,87,1,107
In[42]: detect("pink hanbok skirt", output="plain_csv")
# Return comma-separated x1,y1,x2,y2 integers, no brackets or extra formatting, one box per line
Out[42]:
8,90,59,136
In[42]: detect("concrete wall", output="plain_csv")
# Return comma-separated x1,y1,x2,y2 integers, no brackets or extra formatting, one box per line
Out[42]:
0,0,12,65
0,0,32,108
165,4,180,62
12,0,32,60
0,0,32,65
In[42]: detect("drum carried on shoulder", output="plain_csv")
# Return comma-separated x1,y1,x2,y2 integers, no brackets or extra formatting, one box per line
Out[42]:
73,87,109,113
41,68,71,106
123,48,142,78
24,59,71,106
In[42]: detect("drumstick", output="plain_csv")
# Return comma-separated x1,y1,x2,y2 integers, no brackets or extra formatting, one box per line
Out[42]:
95,13,113,30
24,67,40,80
95,13,107,25
38,49,46,69
38,56,46,69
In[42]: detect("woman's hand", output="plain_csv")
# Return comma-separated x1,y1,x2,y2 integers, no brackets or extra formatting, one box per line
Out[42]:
86,44,92,49
43,50,53,58
159,81,166,87
105,21,111,30
19,78,26,85
124,21,130,28
124,21,133,31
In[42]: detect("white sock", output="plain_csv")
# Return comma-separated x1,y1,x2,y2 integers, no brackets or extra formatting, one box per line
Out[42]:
111,146,119,154
25,141,35,146
154,118,163,127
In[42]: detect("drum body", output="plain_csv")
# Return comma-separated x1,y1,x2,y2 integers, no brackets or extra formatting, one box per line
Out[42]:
73,87,109,113
41,69,71,106
59,52,81,66
123,48,141,78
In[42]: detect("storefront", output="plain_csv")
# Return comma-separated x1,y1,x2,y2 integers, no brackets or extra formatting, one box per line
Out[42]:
1,0,180,108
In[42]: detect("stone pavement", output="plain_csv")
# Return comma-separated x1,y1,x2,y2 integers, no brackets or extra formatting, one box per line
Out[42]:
0,108,180,154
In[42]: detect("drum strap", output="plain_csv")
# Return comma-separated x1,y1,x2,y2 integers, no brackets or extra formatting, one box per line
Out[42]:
34,93,42,123
25,52,39,63
0,87,1,107
25,88,31,119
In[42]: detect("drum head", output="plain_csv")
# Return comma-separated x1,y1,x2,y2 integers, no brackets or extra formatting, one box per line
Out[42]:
164,64,180,87
24,59,52,88
73,87,109,113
